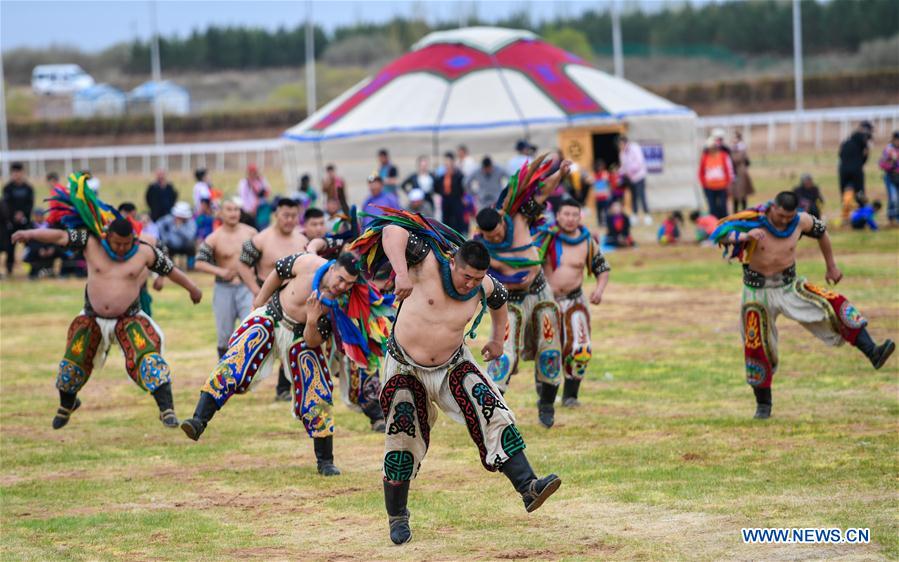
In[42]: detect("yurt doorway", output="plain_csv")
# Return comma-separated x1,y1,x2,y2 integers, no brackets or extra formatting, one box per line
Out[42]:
558,124,626,173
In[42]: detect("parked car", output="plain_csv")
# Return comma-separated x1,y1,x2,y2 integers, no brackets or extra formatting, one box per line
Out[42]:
32,64,95,95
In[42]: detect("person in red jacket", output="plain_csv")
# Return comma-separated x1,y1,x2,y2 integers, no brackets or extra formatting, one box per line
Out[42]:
699,138,734,219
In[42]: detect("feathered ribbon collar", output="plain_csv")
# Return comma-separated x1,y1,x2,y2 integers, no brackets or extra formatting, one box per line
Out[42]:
312,259,396,370
710,202,800,262
534,224,595,272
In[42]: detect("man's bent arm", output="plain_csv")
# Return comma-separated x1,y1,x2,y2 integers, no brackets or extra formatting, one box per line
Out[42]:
167,266,201,301
383,225,410,278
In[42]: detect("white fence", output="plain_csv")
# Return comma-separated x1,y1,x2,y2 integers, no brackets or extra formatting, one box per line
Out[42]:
1,105,897,181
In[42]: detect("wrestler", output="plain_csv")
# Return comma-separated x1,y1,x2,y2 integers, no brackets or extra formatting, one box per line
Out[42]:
350,213,561,545
181,252,394,476
302,207,328,240
240,197,308,401
535,198,610,406
12,173,202,429
475,156,570,428
712,191,894,418
195,197,258,358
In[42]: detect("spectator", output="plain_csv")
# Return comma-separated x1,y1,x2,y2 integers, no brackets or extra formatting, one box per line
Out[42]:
838,120,873,221
146,169,178,222
24,208,59,279
401,156,436,206
321,163,345,201
139,212,159,239
729,131,754,213
238,163,271,228
437,151,468,234
609,163,625,203
466,156,507,211
850,197,881,231
689,210,719,243
195,198,215,241
657,211,683,245
457,144,479,181
362,176,400,227
605,201,633,247
793,174,825,219
407,188,434,217
878,131,899,226
45,171,64,194
157,201,198,269
699,137,734,219
193,168,213,209
324,197,342,230
563,160,592,206
302,207,328,240
376,149,399,194
3,162,35,275
294,174,318,215
618,135,651,224
592,160,612,227
711,128,733,157
506,139,533,176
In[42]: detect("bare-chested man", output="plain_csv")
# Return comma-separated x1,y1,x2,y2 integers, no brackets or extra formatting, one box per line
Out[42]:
367,224,561,545
12,181,202,430
239,197,308,401
474,156,570,428
195,197,258,358
713,191,894,418
180,252,361,476
302,207,328,240
536,198,610,407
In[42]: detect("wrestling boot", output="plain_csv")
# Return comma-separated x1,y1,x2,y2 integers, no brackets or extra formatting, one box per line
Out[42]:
561,378,581,408
152,383,179,428
216,346,227,359
274,366,292,402
855,328,895,370
384,480,412,545
501,451,562,513
52,391,81,430
753,387,772,419
314,436,341,476
362,401,387,433
537,383,558,428
180,392,218,441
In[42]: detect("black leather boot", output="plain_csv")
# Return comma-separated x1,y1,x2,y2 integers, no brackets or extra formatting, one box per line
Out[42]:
152,383,178,428
855,329,895,369
362,401,386,433
537,383,558,428
500,451,562,513
275,365,292,401
180,392,218,441
753,387,772,419
384,480,412,545
216,346,227,359
314,436,341,476
52,390,81,430
562,378,581,408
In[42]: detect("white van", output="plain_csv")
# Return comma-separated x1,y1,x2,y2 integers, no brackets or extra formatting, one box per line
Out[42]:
31,64,95,95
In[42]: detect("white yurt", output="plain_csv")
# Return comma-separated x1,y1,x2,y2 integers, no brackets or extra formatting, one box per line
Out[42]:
283,27,699,209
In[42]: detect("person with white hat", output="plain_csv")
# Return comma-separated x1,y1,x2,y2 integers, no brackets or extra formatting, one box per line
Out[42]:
157,201,198,269
406,188,433,217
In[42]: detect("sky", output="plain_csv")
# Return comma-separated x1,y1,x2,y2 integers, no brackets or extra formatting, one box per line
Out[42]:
0,0,686,53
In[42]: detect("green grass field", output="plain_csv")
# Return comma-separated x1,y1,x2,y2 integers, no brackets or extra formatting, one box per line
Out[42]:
1,151,897,560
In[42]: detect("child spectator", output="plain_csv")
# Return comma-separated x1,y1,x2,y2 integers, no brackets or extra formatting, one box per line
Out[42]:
689,210,719,243
657,211,683,245
24,208,60,279
605,201,634,247
592,160,612,226
195,198,215,241
793,174,825,219
850,197,881,231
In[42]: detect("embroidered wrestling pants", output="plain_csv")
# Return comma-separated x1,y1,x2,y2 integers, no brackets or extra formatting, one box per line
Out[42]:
487,280,562,393
741,277,866,388
557,288,592,380
380,342,526,481
57,309,171,394
201,306,335,437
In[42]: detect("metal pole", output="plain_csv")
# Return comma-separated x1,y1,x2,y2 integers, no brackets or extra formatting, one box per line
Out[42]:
305,1,317,117
0,51,8,157
792,0,804,114
150,1,165,149
611,0,624,78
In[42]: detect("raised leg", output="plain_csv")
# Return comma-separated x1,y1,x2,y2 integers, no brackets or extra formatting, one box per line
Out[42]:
53,314,104,429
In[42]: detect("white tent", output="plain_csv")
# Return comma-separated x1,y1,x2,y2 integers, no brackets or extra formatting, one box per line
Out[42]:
284,27,699,210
